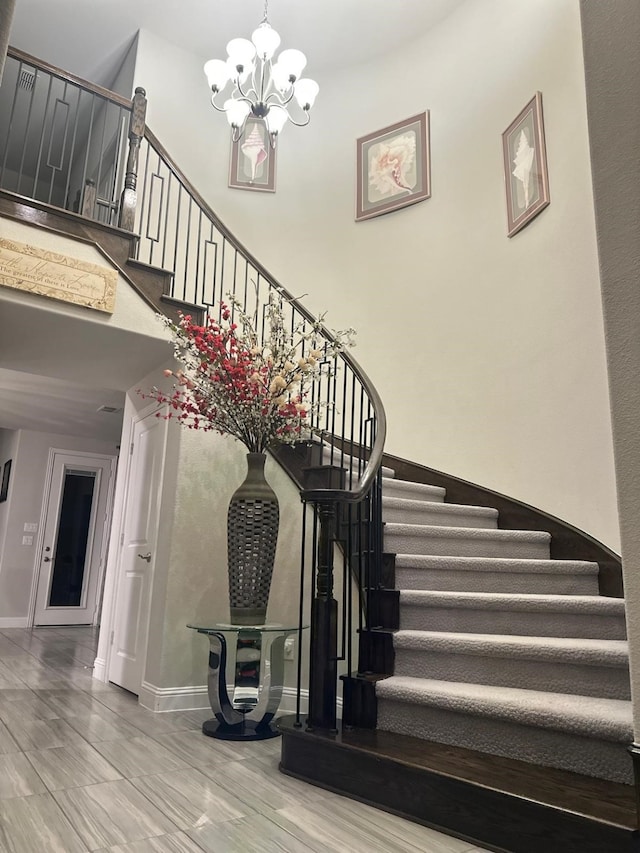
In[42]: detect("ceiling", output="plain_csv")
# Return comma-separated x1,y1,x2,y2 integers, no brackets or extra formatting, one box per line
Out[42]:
9,0,467,88
0,293,172,443
2,0,465,444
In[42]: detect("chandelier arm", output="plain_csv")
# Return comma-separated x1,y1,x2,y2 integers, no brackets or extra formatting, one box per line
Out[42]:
209,95,228,114
235,77,258,102
284,111,311,128
264,88,295,108
211,93,254,113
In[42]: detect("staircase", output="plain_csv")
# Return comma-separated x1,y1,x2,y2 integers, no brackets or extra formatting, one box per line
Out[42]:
280,463,637,853
2,44,637,853
377,472,632,785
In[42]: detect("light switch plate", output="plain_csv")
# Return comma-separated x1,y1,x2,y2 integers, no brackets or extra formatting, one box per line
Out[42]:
22,535,33,546
24,523,38,532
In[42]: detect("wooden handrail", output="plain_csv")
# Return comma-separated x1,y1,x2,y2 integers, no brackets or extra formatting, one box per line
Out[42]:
144,125,387,502
7,46,133,109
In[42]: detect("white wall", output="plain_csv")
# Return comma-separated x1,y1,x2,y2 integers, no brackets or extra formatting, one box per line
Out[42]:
0,428,117,621
133,0,619,550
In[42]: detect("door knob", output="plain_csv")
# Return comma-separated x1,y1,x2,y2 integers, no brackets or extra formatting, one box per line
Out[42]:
137,552,152,563
43,556,52,562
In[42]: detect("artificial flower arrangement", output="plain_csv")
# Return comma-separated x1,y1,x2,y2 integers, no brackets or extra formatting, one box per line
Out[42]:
147,292,355,453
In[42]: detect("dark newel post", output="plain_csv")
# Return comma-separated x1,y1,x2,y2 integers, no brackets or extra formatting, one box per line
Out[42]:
118,86,147,232
308,499,338,731
302,465,345,732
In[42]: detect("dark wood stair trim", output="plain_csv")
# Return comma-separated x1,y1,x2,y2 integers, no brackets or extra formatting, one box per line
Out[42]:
0,190,203,323
279,716,639,853
383,451,623,598
0,189,139,251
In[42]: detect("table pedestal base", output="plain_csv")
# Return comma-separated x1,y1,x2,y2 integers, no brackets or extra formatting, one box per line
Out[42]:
202,717,280,741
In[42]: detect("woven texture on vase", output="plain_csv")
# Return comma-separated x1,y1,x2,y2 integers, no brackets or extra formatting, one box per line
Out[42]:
227,453,279,625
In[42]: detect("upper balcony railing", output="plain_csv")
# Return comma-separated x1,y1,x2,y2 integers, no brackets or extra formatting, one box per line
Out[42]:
0,46,387,733
0,48,133,225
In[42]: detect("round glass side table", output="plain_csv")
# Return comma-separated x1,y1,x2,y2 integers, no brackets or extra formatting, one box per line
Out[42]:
187,622,306,741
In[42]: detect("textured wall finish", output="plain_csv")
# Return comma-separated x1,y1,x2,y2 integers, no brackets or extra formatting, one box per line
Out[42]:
580,1,640,737
0,0,16,84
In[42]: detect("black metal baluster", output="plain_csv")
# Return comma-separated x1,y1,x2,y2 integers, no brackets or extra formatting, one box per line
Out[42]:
16,66,40,196
78,96,96,218
62,84,82,212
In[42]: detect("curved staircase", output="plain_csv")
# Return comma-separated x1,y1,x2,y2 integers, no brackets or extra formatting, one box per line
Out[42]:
1,44,636,853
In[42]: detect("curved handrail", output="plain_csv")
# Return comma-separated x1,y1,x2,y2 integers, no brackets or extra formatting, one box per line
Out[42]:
142,126,386,503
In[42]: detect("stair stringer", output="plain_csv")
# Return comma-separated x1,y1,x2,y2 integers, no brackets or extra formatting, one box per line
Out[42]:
0,188,204,324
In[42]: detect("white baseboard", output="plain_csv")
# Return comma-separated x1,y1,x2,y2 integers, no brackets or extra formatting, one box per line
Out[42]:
279,687,309,715
0,617,29,628
139,681,210,713
136,682,320,716
92,657,107,682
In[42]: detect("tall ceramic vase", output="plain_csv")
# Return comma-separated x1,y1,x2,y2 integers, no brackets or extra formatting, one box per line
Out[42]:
227,453,279,625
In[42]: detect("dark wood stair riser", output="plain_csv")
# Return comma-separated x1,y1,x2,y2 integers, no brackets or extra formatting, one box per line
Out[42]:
368,588,399,629
0,190,204,324
380,552,396,589
279,721,639,853
357,631,394,676
341,677,378,729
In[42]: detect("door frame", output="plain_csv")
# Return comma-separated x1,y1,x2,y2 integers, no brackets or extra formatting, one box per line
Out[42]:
28,448,117,627
100,399,168,693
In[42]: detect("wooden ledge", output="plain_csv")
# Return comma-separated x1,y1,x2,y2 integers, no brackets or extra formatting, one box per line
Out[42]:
278,715,638,853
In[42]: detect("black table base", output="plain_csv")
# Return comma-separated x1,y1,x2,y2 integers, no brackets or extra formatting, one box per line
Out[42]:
202,717,280,741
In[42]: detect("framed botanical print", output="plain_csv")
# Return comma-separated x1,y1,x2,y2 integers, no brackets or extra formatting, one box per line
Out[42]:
502,92,550,237
356,112,431,222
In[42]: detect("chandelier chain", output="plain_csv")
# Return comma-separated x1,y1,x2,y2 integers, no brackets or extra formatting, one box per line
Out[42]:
262,0,269,23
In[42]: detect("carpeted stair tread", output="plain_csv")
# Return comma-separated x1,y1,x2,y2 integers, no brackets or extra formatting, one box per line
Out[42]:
375,475,631,783
381,477,446,503
394,554,600,594
375,676,633,742
393,630,629,667
394,554,599,575
385,523,551,559
391,631,630,698
399,589,625,615
382,497,498,528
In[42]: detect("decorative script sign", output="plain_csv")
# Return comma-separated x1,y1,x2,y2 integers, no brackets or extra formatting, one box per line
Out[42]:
0,238,117,313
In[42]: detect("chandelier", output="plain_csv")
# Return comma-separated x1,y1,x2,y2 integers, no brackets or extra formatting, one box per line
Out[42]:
203,1,319,146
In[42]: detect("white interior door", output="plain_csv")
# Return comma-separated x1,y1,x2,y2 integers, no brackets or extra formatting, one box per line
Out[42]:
34,452,116,626
108,409,167,694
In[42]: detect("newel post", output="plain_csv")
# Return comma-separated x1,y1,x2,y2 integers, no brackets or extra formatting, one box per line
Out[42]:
118,86,147,232
304,465,346,732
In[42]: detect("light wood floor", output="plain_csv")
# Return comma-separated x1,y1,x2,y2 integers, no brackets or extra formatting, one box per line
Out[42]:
0,626,491,852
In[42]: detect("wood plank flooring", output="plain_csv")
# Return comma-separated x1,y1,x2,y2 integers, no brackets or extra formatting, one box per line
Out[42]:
0,627,490,852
